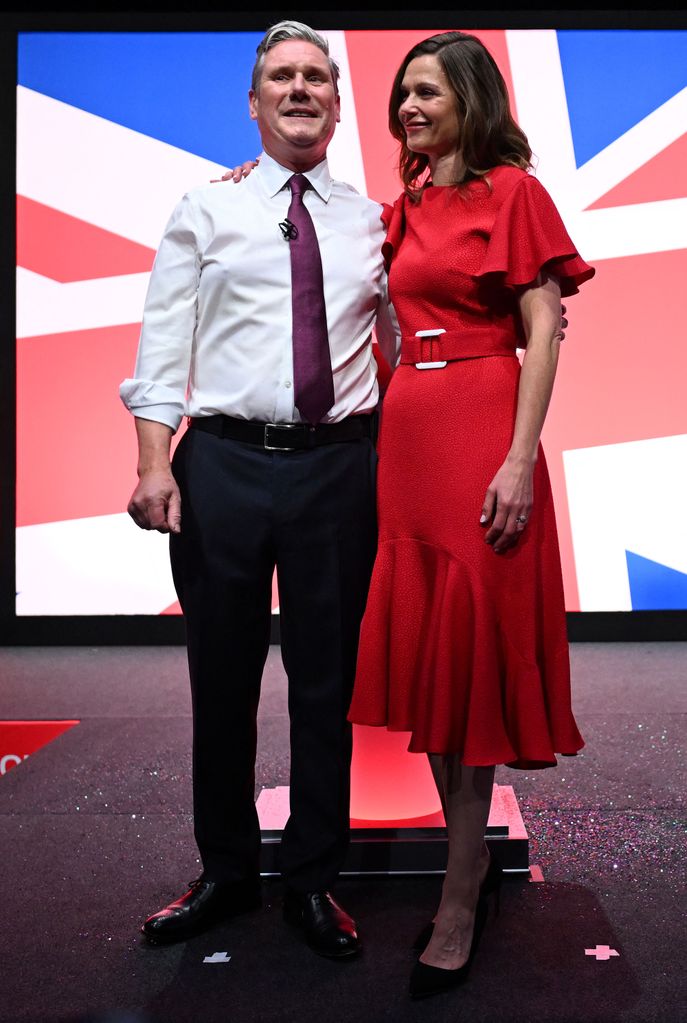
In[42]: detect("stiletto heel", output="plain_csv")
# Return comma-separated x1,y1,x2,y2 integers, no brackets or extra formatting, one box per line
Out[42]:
481,858,503,917
411,919,435,952
409,896,488,999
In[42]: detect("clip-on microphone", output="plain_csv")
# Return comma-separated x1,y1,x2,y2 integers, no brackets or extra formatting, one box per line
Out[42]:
279,219,299,241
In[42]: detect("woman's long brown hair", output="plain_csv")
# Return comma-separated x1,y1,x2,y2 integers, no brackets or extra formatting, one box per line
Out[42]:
389,31,532,198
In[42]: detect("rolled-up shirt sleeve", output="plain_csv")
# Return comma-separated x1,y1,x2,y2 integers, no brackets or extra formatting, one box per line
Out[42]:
119,194,202,432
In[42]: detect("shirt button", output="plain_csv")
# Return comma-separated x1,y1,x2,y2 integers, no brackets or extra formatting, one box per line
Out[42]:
284,380,292,388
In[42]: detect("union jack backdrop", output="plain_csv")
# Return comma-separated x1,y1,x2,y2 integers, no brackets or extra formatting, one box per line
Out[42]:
15,28,687,616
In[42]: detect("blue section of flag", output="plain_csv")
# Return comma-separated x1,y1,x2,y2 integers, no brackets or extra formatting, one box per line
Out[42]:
18,32,263,166
626,551,687,611
557,30,687,168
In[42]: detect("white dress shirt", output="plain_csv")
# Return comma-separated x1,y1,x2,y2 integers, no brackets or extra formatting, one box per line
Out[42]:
119,152,400,431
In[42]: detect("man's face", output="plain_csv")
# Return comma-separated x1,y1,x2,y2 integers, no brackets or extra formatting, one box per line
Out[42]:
249,39,341,170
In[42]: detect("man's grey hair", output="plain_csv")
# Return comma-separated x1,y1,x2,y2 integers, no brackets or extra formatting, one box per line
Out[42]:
251,20,340,94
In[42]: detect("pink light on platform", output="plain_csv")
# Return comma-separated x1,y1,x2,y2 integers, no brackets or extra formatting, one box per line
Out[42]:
349,725,443,824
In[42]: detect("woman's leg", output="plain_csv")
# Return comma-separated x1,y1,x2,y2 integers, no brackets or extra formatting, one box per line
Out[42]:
421,757,496,970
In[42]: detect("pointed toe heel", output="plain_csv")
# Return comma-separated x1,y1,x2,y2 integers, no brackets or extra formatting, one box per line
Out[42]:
409,958,470,999
408,897,488,1000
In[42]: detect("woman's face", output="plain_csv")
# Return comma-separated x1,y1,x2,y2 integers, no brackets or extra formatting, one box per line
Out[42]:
397,54,461,160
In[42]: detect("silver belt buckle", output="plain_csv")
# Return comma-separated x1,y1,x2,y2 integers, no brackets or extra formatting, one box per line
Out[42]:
264,422,302,451
414,328,447,369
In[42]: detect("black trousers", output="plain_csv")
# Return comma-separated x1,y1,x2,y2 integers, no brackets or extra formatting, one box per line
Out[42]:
169,425,377,892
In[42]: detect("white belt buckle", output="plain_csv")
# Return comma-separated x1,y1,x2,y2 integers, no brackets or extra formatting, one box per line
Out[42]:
414,328,447,369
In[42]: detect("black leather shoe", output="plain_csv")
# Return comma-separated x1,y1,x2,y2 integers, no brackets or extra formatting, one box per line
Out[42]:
142,877,262,945
283,889,360,959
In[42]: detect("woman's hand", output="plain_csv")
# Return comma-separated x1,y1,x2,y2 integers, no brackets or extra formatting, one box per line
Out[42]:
480,454,534,554
210,157,260,184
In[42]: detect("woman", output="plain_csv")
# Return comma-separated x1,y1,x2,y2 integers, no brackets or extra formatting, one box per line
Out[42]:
346,31,594,999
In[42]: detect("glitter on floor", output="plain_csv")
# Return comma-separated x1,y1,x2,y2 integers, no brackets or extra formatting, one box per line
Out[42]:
0,642,685,1023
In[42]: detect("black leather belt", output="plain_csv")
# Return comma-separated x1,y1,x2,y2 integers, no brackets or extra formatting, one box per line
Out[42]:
189,414,374,451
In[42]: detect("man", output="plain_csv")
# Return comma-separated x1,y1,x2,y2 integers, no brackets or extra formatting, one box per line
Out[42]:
120,21,399,959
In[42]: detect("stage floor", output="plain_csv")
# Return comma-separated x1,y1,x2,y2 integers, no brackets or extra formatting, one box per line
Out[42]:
1,642,685,1023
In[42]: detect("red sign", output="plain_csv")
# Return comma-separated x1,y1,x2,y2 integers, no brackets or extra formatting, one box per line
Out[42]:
0,720,80,776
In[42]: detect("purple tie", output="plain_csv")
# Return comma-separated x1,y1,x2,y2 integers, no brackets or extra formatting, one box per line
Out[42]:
286,173,335,425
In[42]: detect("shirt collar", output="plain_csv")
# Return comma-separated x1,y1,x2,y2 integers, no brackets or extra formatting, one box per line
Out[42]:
256,150,332,203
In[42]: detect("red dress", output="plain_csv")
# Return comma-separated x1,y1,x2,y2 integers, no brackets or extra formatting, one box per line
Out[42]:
348,166,595,769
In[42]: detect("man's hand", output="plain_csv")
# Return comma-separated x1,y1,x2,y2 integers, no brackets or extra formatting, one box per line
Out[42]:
127,418,180,533
556,303,568,341
127,469,181,534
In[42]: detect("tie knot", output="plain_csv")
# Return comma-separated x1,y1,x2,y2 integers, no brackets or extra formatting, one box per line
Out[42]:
288,173,310,199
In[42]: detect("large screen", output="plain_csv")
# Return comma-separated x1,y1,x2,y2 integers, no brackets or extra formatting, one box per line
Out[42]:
14,27,687,618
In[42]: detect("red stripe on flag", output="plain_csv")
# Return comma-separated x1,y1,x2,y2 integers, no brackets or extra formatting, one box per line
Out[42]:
17,324,143,525
586,133,687,211
541,248,687,609
16,195,156,282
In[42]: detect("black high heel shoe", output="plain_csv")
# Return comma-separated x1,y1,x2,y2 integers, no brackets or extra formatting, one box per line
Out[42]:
409,896,488,1000
411,858,503,950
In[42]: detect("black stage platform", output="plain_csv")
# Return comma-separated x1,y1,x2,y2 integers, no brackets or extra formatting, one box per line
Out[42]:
1,642,685,1023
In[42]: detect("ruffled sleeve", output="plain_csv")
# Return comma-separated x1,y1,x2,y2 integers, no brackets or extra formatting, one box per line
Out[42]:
380,195,407,274
475,174,595,297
